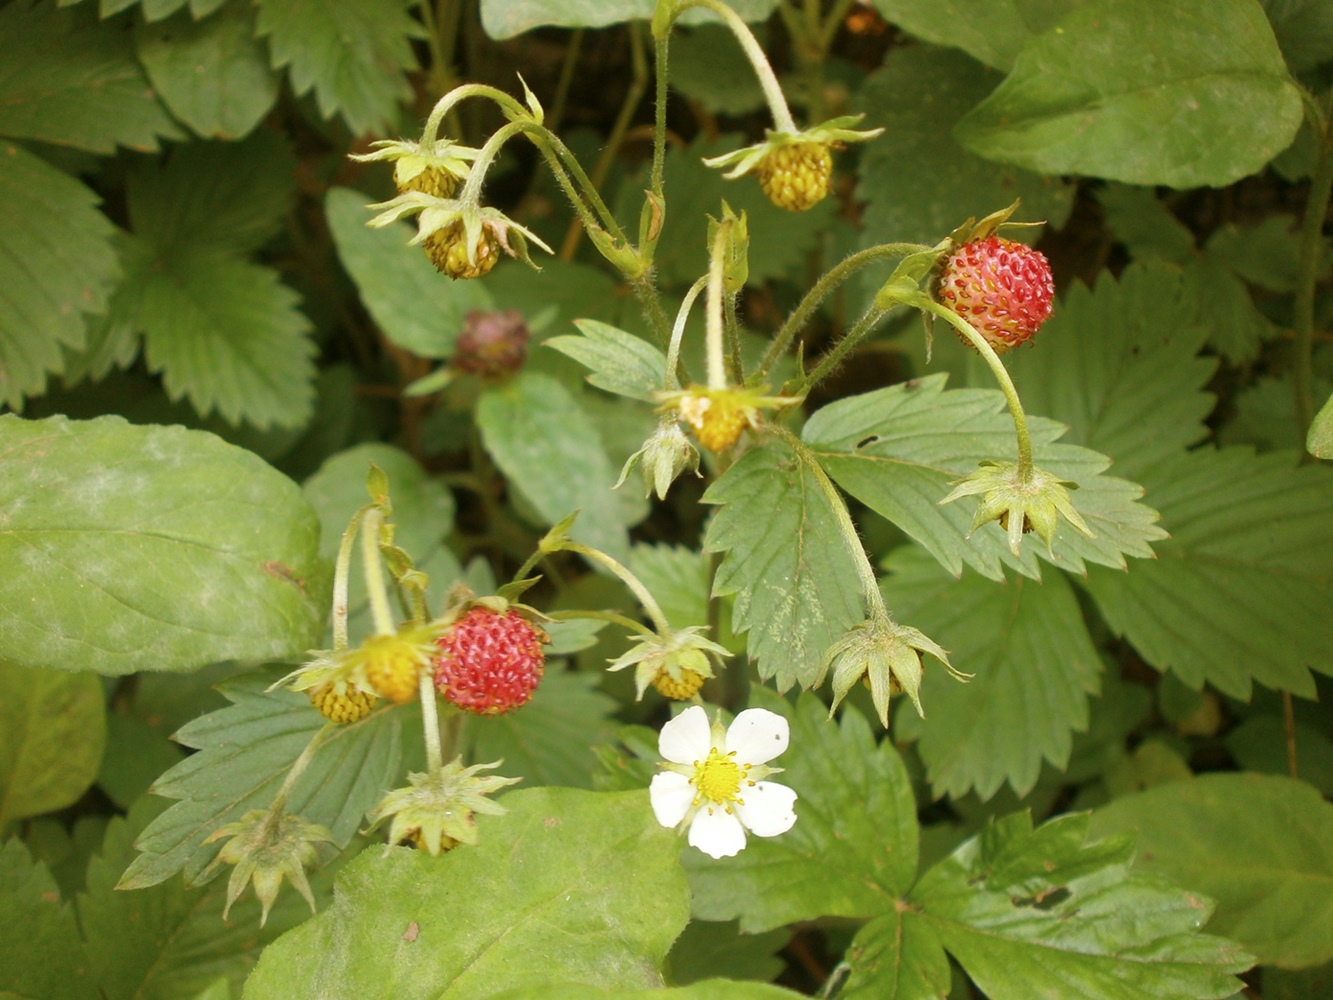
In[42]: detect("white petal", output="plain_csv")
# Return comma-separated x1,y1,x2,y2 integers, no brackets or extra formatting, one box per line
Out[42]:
649,772,695,829
735,781,798,838
725,708,789,765
659,705,711,765
688,804,747,858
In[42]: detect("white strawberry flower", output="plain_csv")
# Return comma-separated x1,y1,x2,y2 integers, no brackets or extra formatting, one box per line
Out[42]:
649,705,797,858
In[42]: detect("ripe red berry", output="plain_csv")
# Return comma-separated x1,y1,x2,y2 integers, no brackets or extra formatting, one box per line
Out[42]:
434,608,547,715
937,236,1054,353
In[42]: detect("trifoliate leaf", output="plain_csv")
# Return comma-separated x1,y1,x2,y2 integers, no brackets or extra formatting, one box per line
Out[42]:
0,1,181,152
803,374,1166,582
0,662,106,828
243,788,691,998
0,416,326,676
480,0,781,38
703,439,864,691
254,0,420,135
685,691,918,932
0,838,96,1000
855,46,1073,251
883,811,1252,999
477,371,630,563
1090,773,1333,968
118,670,401,891
134,3,279,140
546,320,667,402
955,0,1302,188
0,143,120,409
869,0,1083,71
1082,447,1333,699
884,546,1100,800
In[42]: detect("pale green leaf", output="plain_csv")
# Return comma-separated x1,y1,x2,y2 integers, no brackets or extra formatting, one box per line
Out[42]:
855,46,1074,250
884,546,1101,800
0,2,180,152
242,788,691,998
254,0,419,135
803,374,1166,582
1003,262,1216,481
477,371,630,562
480,0,781,38
0,143,120,409
0,839,96,1000
955,0,1303,187
0,416,326,676
135,3,279,140
545,319,667,402
685,692,917,931
1311,390,1333,458
1090,773,1333,968
326,186,492,359
118,669,401,891
1082,447,1333,699
466,669,618,790
491,983,805,1000
702,439,863,690
0,663,105,829
911,811,1252,999
870,0,1089,70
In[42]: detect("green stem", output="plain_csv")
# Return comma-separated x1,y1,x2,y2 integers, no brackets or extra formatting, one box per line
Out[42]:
918,299,1034,476
360,508,397,636
652,33,671,197
557,542,674,634
418,669,444,773
705,220,729,389
724,293,745,386
755,242,928,383
667,277,708,390
1294,87,1333,459
797,304,888,393
546,608,656,636
423,84,528,144
331,506,372,651
269,721,338,817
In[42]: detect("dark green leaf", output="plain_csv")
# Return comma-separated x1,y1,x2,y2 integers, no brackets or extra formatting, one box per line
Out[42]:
870,0,1087,71
483,259,621,339
667,24,766,115
545,319,667,402
685,692,917,931
1205,214,1310,293
0,662,105,829
884,546,1101,800
630,543,710,630
118,669,401,890
1090,773,1333,968
0,838,96,1000
803,374,1166,582
0,143,120,409
667,920,790,986
955,0,1303,187
1182,255,1274,365
477,371,630,562
480,0,781,39
1094,184,1195,264
0,416,326,676
96,712,184,810
243,788,691,997
839,911,952,999
254,0,419,135
326,186,492,359
702,439,864,691
0,1,180,152
910,811,1251,998
1260,0,1333,73
135,3,279,140
1082,447,1333,699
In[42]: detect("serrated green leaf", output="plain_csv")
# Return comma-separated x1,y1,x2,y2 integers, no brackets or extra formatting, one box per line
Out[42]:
138,250,315,430
118,669,401,891
1223,370,1333,453
545,319,667,402
1090,773,1333,968
1206,214,1311,293
254,0,419,135
0,838,96,1000
802,374,1166,582
0,143,120,409
870,0,1086,71
839,911,952,999
883,546,1100,800
0,416,326,676
1003,262,1216,481
477,370,630,562
1094,184,1195,264
1260,0,1333,73
955,0,1303,187
243,788,690,998
466,668,618,789
0,666,104,830
1182,255,1274,365
702,439,863,690
326,186,492,359
685,692,917,932
667,920,790,987
1082,447,1333,699
480,0,780,38
909,811,1251,999
135,3,279,140
82,795,329,1000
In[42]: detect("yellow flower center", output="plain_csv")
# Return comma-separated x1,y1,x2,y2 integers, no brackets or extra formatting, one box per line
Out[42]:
693,746,744,805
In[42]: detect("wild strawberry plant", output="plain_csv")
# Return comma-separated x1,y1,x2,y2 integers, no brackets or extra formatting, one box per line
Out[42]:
2,0,1333,997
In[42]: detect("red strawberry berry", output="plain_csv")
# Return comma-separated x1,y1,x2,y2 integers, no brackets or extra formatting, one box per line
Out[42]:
434,608,547,715
937,236,1054,353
